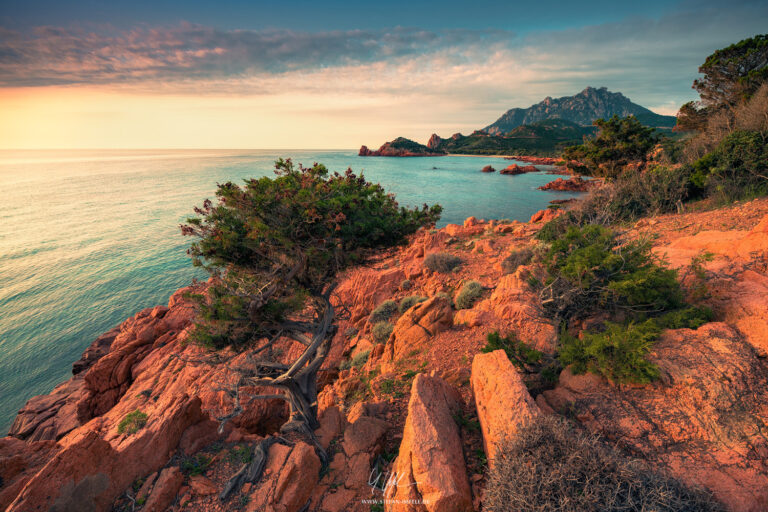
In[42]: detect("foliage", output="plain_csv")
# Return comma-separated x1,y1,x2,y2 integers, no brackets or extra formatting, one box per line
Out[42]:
694,34,768,109
399,295,426,313
117,410,148,435
690,130,768,201
228,444,254,465
372,322,394,344
564,115,660,178
181,454,213,476
501,247,535,275
675,101,709,132
484,415,723,512
559,320,662,384
656,306,713,330
539,224,683,321
424,252,463,273
340,350,370,371
455,280,484,310
482,331,542,369
181,159,441,348
369,300,398,323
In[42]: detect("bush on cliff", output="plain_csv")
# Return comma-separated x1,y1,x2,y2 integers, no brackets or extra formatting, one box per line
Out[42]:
539,224,682,322
424,252,463,273
399,295,426,313
117,410,148,435
484,415,723,512
181,158,441,349
455,280,484,309
370,299,398,323
372,321,394,344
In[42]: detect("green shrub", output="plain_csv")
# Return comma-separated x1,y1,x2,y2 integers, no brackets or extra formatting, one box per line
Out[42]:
482,331,542,368
339,350,370,370
656,306,713,330
424,252,463,273
501,248,535,275
372,322,394,344
400,279,412,290
690,130,768,201
540,224,683,321
559,320,662,384
484,415,723,512
181,454,212,476
399,295,426,313
117,410,148,435
455,281,483,310
369,300,398,323
228,444,254,464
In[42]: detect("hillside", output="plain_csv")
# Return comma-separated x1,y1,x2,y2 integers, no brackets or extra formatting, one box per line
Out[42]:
484,86,677,135
3,196,768,511
428,118,594,156
359,136,445,156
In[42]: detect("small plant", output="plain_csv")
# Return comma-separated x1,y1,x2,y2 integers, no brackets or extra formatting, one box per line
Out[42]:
370,300,398,323
340,350,371,370
656,305,713,330
117,410,148,435
453,411,481,431
400,279,412,291
399,295,426,313
482,331,542,369
685,251,715,300
228,444,253,464
559,320,662,384
181,454,213,476
501,247,535,275
435,291,455,308
372,322,394,344
424,252,463,273
379,378,406,398
344,326,359,338
455,280,484,310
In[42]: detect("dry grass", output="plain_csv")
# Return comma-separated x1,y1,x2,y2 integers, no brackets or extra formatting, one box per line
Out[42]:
484,415,723,512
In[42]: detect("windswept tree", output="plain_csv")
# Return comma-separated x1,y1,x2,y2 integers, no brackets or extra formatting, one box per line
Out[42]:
180,159,441,499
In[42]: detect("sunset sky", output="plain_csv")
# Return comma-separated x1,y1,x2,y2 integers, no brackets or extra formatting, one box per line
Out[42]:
1,0,766,149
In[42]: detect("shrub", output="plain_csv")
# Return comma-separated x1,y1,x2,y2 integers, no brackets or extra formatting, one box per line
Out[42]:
340,350,370,370
117,410,148,435
400,279,412,291
424,252,463,273
399,295,426,313
455,281,483,310
181,158,441,349
484,415,722,512
482,331,542,369
369,300,398,323
181,454,212,476
656,305,713,330
564,115,660,178
559,320,662,384
501,248,534,275
540,224,683,321
372,322,394,344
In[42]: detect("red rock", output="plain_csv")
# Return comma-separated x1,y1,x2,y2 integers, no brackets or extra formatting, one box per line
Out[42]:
427,133,443,150
342,415,388,457
135,470,157,502
471,350,540,467
538,176,595,192
143,466,184,512
315,405,346,450
499,164,539,175
529,208,562,223
247,441,321,512
321,488,357,512
0,438,58,510
383,295,453,362
188,475,218,495
481,165,496,173
387,374,472,512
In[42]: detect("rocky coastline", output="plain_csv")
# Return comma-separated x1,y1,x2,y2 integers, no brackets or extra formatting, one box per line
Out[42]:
3,198,768,511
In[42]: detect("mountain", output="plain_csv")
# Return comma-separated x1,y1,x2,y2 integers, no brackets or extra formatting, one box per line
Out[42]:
484,87,676,135
429,119,596,156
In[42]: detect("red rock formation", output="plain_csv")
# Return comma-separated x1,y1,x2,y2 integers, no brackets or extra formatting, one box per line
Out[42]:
538,176,595,192
387,374,472,512
481,165,496,173
246,441,320,512
382,295,453,363
427,133,443,150
499,163,539,175
508,155,561,165
471,350,540,467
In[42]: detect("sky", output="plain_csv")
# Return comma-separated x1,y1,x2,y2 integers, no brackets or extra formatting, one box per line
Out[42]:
0,0,766,149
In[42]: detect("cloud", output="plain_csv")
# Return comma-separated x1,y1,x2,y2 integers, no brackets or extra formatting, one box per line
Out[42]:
0,23,511,87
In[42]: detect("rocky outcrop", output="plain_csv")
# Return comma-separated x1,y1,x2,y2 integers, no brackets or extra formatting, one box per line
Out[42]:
540,323,768,511
143,466,184,512
481,165,495,173
246,441,320,512
499,163,539,175
529,207,563,224
509,155,560,165
0,437,58,510
538,176,595,192
359,137,445,157
387,374,472,512
427,133,443,150
471,350,540,467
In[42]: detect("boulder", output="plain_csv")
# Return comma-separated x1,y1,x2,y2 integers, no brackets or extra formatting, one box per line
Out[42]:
387,374,471,512
383,295,453,362
247,441,321,512
143,466,183,512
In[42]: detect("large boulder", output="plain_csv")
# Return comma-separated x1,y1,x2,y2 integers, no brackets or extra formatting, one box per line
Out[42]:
383,295,453,363
387,374,472,512
247,441,321,512
471,350,540,467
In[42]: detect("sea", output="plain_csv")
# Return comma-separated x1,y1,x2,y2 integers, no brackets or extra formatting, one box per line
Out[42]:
0,149,580,432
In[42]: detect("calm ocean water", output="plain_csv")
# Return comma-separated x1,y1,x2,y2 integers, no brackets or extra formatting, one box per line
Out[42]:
0,149,579,432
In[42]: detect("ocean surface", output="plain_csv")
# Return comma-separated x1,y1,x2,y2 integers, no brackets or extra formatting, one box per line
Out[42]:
0,149,580,433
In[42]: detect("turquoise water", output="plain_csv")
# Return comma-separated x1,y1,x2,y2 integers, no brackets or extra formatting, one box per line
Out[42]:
0,149,579,432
